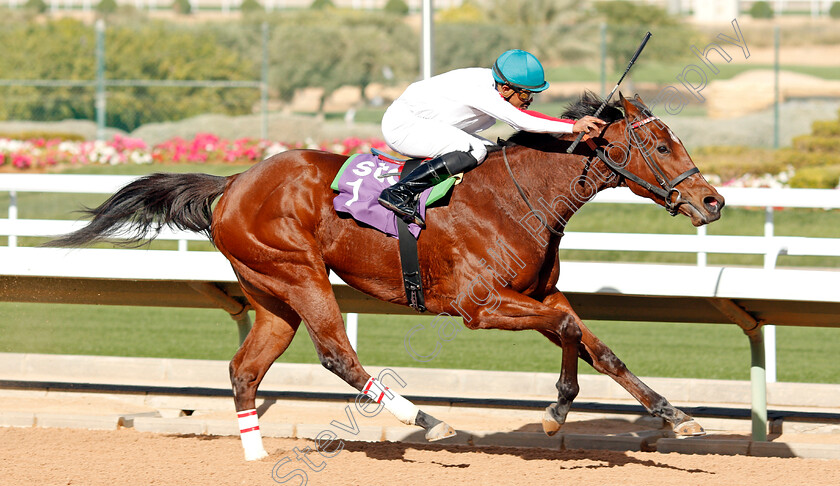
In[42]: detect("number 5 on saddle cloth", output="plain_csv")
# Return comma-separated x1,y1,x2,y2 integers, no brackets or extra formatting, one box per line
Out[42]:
331,150,460,312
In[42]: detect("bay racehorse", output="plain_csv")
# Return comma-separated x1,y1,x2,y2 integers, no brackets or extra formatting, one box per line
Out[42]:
48,93,724,460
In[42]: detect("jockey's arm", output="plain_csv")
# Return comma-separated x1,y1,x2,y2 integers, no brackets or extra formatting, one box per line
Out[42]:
518,110,605,138
470,89,604,136
475,93,575,133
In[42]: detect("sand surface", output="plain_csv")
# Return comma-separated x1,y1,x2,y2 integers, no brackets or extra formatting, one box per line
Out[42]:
2,427,840,486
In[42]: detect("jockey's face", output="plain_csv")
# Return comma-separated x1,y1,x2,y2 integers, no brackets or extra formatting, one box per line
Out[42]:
498,84,533,110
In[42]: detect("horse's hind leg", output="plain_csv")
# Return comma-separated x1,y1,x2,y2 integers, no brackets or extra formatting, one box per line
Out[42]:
229,292,301,461
229,245,456,447
289,284,456,442
541,291,705,437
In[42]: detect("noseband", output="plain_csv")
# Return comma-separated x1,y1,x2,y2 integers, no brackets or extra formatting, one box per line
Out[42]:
595,115,698,216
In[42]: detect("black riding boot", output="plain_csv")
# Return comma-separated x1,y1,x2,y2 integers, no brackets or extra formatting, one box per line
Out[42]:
379,150,478,228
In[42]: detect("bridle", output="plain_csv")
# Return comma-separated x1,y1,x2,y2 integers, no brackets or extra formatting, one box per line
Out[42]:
502,112,700,238
595,114,698,216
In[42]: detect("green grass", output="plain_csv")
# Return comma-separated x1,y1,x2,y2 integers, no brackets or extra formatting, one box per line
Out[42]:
557,203,840,268
1,303,837,384
0,303,241,360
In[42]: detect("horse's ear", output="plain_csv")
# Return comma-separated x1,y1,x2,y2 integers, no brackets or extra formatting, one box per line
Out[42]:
618,91,625,102
633,93,648,107
620,92,638,118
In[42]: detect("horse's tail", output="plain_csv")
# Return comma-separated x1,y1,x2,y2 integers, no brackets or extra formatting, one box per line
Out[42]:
43,172,229,248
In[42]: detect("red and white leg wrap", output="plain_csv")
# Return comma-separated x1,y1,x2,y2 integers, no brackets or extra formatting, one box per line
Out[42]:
363,377,419,425
237,409,268,461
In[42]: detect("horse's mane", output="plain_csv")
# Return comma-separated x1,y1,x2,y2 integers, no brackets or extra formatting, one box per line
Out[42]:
500,90,625,149
559,90,624,123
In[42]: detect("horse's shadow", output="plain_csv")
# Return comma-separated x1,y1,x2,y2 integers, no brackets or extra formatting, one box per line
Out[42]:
334,420,713,474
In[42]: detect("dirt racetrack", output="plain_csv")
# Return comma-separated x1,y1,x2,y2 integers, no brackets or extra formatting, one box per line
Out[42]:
2,427,840,486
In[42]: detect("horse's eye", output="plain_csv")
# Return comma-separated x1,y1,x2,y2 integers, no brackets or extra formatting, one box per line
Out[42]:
657,145,670,154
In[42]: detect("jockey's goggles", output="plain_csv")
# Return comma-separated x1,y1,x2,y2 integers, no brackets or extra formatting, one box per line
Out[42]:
512,88,534,104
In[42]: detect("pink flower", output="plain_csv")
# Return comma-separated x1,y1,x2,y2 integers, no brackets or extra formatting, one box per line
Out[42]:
0,133,389,172
12,154,32,169
112,134,147,152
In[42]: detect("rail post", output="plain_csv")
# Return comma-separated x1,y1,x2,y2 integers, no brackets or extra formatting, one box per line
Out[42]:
748,327,768,441
261,22,269,141
706,297,768,441
95,19,106,142
600,22,607,99
764,206,777,383
346,313,358,352
421,0,434,79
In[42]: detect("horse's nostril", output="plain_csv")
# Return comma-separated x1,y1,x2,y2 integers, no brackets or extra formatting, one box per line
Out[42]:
704,196,723,213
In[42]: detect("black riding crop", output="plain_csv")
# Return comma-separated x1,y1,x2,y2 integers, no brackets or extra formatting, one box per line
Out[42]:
566,31,652,154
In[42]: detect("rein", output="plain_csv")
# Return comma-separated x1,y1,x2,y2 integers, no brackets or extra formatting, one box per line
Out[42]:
502,145,565,238
595,115,698,216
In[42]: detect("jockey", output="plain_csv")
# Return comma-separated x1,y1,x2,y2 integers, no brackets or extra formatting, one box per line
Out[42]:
378,49,606,227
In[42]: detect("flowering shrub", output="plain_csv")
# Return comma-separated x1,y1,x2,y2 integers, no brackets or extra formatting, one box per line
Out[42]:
715,167,796,189
0,134,389,171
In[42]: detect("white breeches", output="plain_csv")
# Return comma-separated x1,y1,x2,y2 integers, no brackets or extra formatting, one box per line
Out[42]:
382,102,492,163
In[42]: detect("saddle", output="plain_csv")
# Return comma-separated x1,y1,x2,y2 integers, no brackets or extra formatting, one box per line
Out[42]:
332,150,460,312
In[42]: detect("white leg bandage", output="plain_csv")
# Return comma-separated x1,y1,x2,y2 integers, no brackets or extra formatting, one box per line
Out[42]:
363,377,419,425
237,409,268,461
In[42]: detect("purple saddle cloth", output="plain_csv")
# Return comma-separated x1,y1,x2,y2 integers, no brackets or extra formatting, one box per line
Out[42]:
332,153,431,239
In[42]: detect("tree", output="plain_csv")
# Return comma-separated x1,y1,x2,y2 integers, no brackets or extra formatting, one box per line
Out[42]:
594,1,700,69
241,0,263,13
483,0,596,64
266,11,416,110
24,0,47,13
829,2,840,19
172,0,191,15
437,0,485,23
96,0,118,15
434,23,517,72
0,19,259,132
0,19,97,123
310,0,333,9
749,1,774,19
104,22,258,131
383,0,408,16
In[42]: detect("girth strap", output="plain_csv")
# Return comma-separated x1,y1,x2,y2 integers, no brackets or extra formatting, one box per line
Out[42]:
397,218,426,312
395,162,426,312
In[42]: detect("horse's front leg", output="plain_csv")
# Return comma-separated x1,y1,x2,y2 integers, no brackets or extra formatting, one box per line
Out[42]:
458,288,582,436
541,291,705,437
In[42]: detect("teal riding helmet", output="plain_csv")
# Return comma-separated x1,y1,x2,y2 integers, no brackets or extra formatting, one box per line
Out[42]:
492,49,549,92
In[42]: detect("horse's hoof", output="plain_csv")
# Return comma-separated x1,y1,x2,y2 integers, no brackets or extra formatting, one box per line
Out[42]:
425,422,456,442
244,448,269,461
542,406,564,437
674,419,706,438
